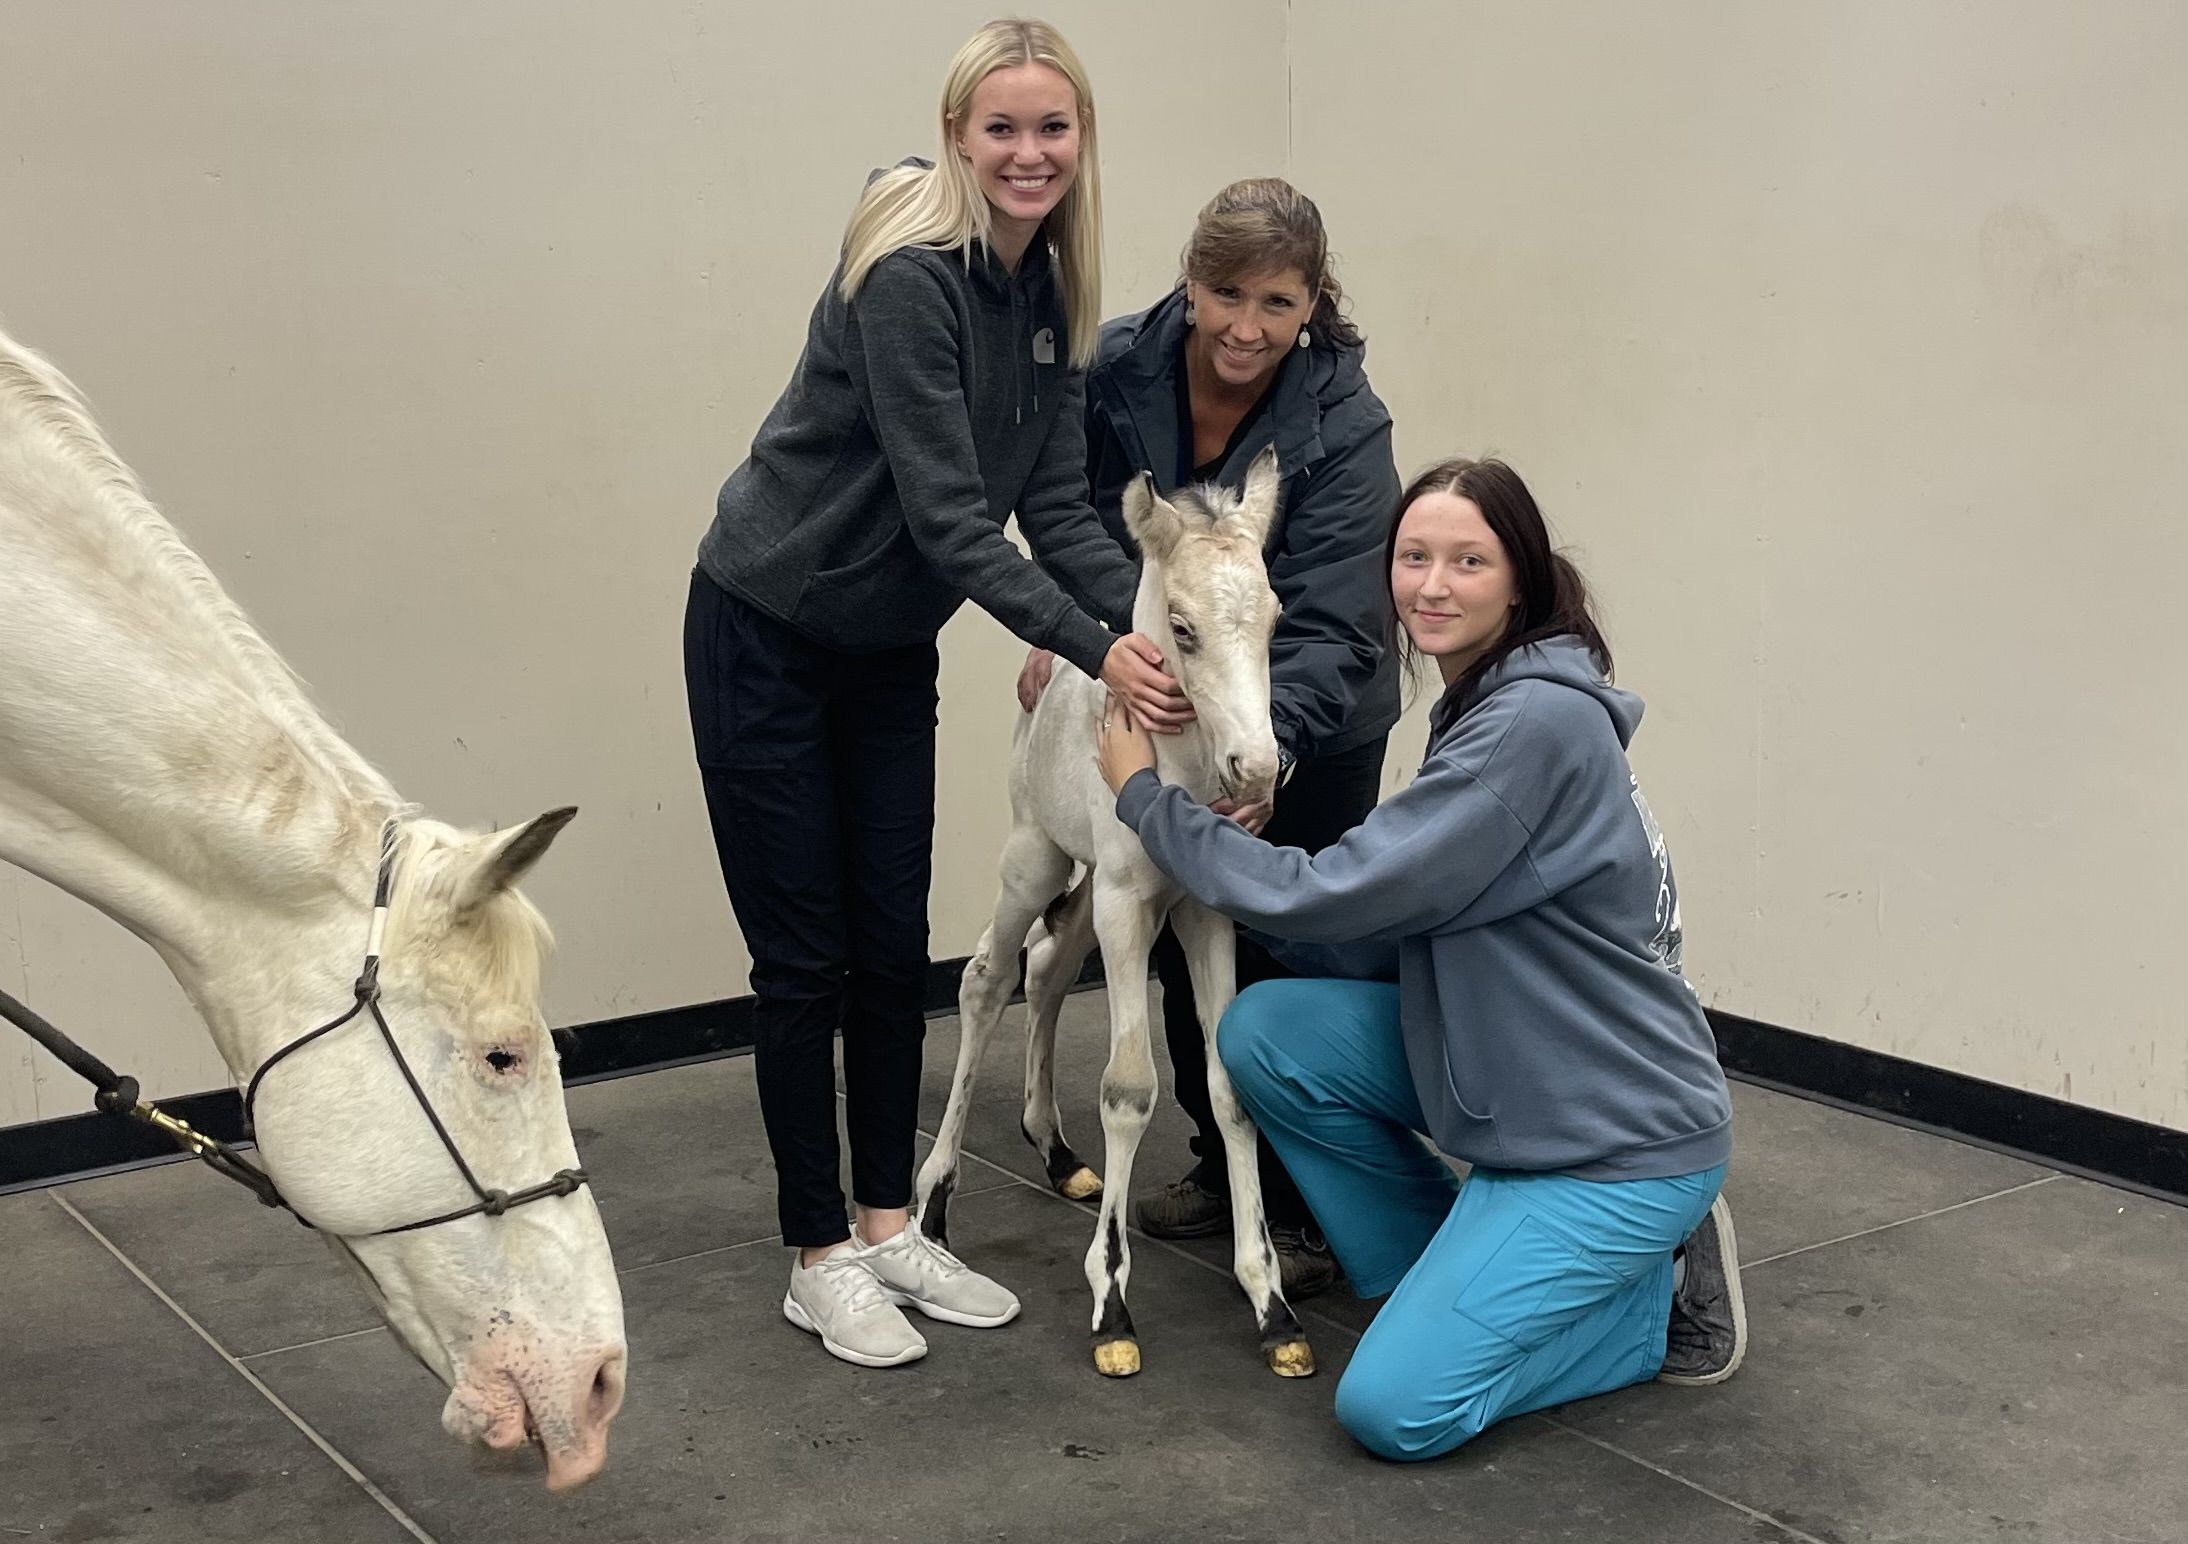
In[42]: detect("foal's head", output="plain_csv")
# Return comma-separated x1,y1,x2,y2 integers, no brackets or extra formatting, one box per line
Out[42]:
1123,447,1284,802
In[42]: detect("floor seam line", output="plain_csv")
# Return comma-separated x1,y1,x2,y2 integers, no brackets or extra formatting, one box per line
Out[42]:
620,1231,784,1275
1532,1414,1838,1544
1744,1175,2063,1269
239,1324,388,1362
48,1192,439,1544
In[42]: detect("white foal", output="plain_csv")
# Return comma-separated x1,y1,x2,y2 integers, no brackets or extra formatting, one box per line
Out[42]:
916,449,1313,1379
0,324,625,1489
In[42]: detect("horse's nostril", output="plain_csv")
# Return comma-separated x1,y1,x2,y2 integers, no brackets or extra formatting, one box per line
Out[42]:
584,1354,623,1423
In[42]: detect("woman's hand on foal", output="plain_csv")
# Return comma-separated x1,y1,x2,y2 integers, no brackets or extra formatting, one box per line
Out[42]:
1101,634,1193,733
1210,795,1274,835
1096,693,1158,794
1016,647,1055,712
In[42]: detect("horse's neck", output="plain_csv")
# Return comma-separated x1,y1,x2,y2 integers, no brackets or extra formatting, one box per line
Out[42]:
0,352,390,1070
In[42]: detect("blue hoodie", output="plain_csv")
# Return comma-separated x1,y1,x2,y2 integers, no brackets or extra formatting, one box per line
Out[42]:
1115,636,1732,1181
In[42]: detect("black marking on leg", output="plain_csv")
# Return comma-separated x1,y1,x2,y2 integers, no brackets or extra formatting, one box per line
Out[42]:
1045,1138,1092,1193
1256,1297,1305,1348
1103,1212,1125,1278
919,1172,956,1245
1092,1280,1135,1342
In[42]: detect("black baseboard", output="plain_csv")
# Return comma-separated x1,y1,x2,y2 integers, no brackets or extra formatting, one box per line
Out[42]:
5,967,2182,1205
1707,1009,2188,1205
0,950,1104,1195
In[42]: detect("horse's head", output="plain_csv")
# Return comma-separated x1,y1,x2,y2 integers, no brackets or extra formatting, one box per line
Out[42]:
240,808,624,1492
1124,446,1285,803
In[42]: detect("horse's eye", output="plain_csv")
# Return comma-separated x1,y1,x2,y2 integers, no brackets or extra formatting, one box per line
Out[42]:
1168,614,1198,653
486,1049,522,1075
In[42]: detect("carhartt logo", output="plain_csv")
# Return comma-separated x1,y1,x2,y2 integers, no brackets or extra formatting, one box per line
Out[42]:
1032,327,1056,365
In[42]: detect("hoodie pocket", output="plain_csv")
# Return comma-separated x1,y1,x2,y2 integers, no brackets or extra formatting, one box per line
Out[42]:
1409,1051,1500,1166
793,523,953,635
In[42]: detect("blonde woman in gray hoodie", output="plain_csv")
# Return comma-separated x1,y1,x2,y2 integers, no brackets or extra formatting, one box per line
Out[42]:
685,18,1180,1371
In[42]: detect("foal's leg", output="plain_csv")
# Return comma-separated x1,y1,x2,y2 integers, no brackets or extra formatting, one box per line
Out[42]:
1021,876,1102,1200
1082,878,1166,1377
1170,899,1314,1377
915,825,1070,1248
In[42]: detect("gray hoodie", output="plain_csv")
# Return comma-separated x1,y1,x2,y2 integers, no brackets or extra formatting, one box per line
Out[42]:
1117,636,1732,1181
697,166,1138,679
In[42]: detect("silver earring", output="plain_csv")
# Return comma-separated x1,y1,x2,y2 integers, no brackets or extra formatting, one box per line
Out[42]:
1297,328,1311,349
1185,301,1197,327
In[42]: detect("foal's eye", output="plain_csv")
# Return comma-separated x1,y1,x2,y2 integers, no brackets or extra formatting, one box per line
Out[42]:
486,1049,523,1076
1168,614,1199,653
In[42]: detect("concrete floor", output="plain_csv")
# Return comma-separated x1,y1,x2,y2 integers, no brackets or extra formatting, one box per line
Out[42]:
4,988,2183,1543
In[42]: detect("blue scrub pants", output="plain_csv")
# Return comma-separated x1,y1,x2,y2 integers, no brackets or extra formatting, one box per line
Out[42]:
1217,978,1726,1461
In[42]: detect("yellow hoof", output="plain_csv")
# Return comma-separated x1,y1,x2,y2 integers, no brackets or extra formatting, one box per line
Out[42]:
1093,1339,1142,1378
1266,1339,1316,1378
1060,1167,1104,1200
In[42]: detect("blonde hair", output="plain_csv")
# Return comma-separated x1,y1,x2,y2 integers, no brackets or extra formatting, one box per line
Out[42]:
838,18,1104,368
1180,177,1362,351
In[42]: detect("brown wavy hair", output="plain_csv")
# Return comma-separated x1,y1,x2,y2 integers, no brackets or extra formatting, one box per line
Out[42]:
1178,177,1361,350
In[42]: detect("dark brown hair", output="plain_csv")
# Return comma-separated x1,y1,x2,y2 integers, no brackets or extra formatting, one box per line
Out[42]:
1386,458,1612,719
1179,177,1362,350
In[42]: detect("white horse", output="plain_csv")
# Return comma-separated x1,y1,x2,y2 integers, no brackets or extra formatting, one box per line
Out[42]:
916,450,1313,1379
0,324,626,1490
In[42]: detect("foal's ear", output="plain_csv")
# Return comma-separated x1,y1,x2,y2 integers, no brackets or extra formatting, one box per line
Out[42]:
1219,446,1282,551
452,807,577,918
1122,472,1186,562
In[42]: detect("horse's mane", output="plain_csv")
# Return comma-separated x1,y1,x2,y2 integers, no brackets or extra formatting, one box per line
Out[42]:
0,324,396,811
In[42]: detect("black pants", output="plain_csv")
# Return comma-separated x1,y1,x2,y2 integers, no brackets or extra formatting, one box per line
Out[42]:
683,570,938,1247
1153,732,1390,1228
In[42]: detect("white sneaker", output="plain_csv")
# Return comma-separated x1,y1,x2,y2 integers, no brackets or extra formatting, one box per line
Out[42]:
854,1223,1022,1328
782,1244,927,1367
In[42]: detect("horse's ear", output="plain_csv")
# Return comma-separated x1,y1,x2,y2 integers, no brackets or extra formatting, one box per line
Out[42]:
1122,472,1185,562
1220,446,1282,550
453,807,577,918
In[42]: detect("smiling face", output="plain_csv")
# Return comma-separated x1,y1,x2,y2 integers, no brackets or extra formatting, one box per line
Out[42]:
954,62,1081,250
1390,490,1520,683
1187,266,1314,391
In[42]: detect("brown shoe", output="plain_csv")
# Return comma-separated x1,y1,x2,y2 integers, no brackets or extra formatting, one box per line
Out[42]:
1272,1224,1340,1301
1133,1176,1231,1239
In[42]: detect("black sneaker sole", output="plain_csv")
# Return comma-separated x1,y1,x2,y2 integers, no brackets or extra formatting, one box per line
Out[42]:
1134,1210,1233,1240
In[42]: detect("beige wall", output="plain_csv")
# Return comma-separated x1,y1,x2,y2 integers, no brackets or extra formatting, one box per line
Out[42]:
3,3,2181,1134
1304,1,2188,1128
0,0,1287,1125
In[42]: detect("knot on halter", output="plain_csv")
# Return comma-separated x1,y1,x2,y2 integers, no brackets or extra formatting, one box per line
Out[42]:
94,1073,141,1119
554,1168,589,1195
353,958,382,1001
481,1189,512,1216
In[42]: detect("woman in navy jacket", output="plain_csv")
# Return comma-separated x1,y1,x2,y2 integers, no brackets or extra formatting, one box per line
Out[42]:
1021,179,1401,1295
